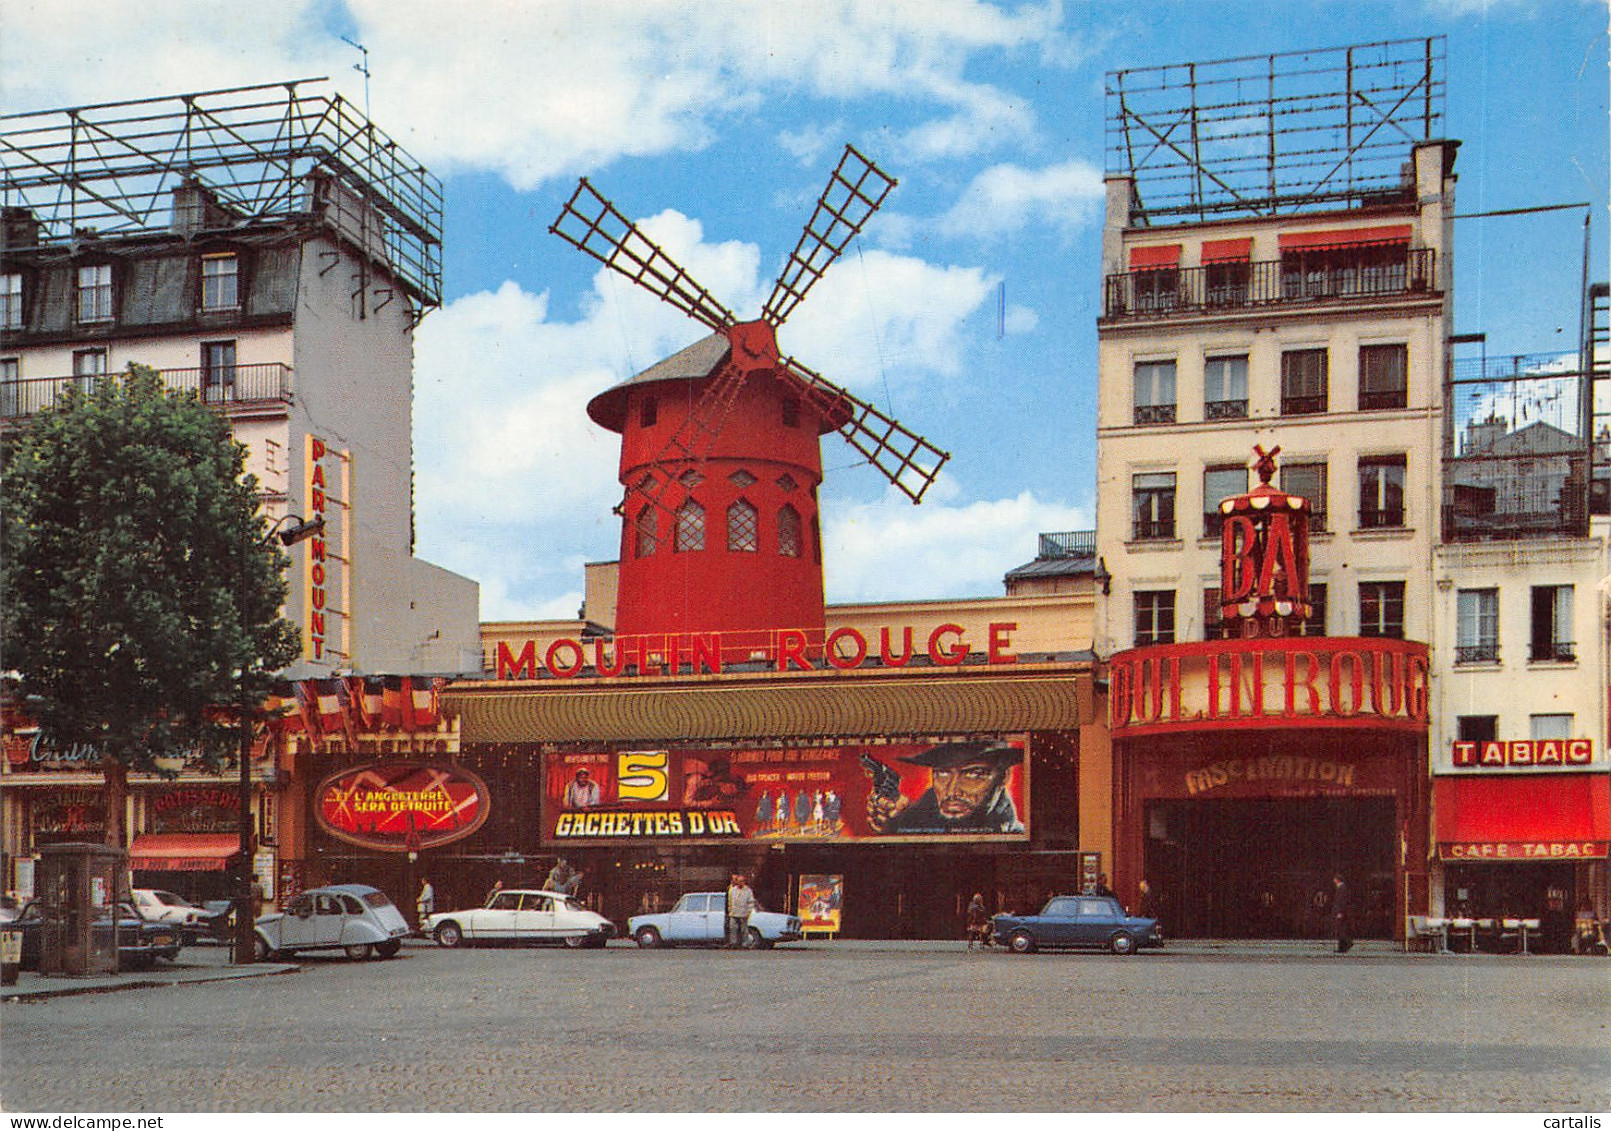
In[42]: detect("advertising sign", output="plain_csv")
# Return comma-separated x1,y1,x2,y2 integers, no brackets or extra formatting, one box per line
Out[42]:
1448,739,1596,772
314,762,489,852
150,787,240,834
797,874,843,934
544,740,1029,845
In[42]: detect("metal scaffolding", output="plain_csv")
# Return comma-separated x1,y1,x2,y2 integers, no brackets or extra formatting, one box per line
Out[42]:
1,79,441,311
1107,37,1445,225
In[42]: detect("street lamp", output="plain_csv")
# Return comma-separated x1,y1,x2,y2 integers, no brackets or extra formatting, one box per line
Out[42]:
233,513,324,964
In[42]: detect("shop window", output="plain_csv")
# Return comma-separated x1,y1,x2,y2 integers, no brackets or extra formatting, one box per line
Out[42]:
1281,460,1328,532
727,499,758,552
673,499,705,552
1457,715,1497,743
1300,582,1327,636
633,505,657,558
778,504,801,557
1202,464,1248,538
1359,581,1405,639
0,272,21,330
1280,348,1328,416
1359,343,1407,410
1456,588,1499,664
1529,585,1575,662
200,253,239,311
1358,455,1406,528
1133,360,1176,425
76,263,113,324
1134,590,1176,646
1204,355,1248,420
202,340,236,402
1132,472,1176,540
1528,714,1572,740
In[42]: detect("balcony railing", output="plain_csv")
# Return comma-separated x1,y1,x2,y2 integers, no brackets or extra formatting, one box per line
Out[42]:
1102,248,1437,320
1529,641,1576,664
0,364,292,420
1133,403,1177,425
1204,398,1248,420
1454,644,1499,665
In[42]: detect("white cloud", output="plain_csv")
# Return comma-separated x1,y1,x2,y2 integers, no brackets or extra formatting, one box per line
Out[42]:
824,488,1092,602
939,159,1105,238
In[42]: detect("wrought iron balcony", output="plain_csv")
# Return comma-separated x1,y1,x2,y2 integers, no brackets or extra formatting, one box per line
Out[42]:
1454,644,1499,665
1102,248,1437,320
1133,403,1177,425
1204,398,1248,420
1529,641,1576,664
0,363,292,420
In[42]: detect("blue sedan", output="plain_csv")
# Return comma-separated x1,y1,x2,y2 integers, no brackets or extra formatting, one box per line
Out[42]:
991,895,1163,955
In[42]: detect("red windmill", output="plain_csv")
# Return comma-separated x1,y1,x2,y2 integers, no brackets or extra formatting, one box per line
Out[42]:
551,146,949,665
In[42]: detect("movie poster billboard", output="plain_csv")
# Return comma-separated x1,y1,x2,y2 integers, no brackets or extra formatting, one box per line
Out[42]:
544,739,1028,845
315,762,490,852
797,874,843,933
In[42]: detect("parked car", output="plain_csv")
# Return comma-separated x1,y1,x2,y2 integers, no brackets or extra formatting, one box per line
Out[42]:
991,894,1163,955
253,884,410,961
132,889,220,943
425,889,615,949
8,900,184,971
628,892,803,949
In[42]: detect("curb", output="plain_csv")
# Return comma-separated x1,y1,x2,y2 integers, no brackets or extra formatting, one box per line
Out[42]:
3,962,299,1002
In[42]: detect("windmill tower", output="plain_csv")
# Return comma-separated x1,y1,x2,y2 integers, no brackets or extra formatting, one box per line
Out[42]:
552,147,949,663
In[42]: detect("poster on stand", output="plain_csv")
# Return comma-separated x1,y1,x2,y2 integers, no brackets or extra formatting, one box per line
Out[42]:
797,874,843,933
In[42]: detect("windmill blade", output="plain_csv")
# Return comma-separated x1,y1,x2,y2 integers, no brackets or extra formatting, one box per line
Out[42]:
551,178,737,333
762,145,896,328
780,356,949,504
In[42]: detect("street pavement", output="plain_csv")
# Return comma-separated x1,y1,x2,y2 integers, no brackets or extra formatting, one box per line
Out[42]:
1,938,1607,1112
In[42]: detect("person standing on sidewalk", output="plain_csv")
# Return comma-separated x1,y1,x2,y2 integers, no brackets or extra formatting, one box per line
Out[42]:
966,892,990,951
1332,874,1353,954
416,878,435,930
725,873,756,948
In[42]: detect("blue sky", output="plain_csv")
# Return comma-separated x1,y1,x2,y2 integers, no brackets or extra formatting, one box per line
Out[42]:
5,0,1606,620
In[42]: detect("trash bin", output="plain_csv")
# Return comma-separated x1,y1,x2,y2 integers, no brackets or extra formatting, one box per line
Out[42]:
0,923,21,985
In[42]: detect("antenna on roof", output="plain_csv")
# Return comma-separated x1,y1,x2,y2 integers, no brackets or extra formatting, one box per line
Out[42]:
340,35,371,119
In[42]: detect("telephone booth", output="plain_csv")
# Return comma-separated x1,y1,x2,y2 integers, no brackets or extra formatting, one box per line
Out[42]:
36,842,124,975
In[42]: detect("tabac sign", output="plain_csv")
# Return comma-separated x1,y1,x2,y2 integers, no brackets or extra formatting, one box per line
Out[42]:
1448,739,1597,773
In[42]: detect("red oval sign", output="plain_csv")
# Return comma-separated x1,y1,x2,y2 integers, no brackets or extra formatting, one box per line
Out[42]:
314,762,489,852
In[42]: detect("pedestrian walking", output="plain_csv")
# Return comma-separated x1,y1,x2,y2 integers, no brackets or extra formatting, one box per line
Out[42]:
485,879,504,907
416,878,435,929
725,873,756,948
1332,873,1353,954
966,892,989,951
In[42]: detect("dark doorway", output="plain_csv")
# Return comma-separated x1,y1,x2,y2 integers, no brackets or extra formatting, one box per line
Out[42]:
1143,796,1396,939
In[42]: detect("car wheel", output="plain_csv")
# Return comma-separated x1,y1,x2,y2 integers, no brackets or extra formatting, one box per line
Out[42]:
434,922,463,948
635,926,662,948
745,927,772,950
375,939,402,959
344,942,374,961
1109,932,1137,956
253,935,276,962
1008,930,1037,954
563,934,587,949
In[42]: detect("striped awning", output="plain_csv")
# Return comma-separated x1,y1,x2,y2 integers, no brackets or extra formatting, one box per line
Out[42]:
446,663,1095,745
129,833,239,872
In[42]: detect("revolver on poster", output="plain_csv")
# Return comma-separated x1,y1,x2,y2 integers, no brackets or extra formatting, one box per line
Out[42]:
859,753,902,800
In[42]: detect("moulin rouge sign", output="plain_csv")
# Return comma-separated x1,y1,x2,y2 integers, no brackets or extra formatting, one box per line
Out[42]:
495,622,1024,680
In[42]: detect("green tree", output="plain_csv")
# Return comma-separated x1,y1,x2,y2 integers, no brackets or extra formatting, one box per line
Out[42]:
1,365,300,848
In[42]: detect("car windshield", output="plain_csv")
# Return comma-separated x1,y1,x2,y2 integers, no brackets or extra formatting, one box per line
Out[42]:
362,892,393,909
155,891,194,907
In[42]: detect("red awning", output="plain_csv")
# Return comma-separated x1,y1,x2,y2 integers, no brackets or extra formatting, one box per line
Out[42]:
1434,774,1611,862
1279,224,1413,251
129,833,239,872
1201,237,1253,263
1129,243,1182,269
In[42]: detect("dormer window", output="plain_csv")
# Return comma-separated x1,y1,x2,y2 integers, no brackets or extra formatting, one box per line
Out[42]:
201,253,239,311
76,263,112,324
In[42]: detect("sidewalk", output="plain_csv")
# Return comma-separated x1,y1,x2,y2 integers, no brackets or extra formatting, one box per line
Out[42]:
2,942,298,1002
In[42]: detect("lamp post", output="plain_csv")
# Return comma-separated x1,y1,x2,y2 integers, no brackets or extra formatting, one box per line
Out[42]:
234,514,324,965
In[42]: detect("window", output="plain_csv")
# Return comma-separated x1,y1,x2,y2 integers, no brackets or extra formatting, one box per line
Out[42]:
76,264,112,323
200,253,238,311
1202,465,1248,538
1205,260,1250,307
777,504,802,557
73,348,106,390
1530,585,1575,662
0,272,20,329
1358,455,1406,528
202,340,236,401
1281,349,1328,415
1203,586,1222,640
1134,591,1176,646
1133,361,1176,425
1301,582,1328,637
633,505,657,557
1280,241,1409,299
1359,344,1407,410
1359,581,1405,639
673,499,705,552
639,397,658,428
727,499,758,552
0,357,17,416
1529,714,1573,740
1204,355,1248,420
1281,461,1328,532
1132,472,1176,540
728,469,756,488
1457,716,1497,743
781,396,800,429
1456,588,1499,664
1133,266,1180,312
